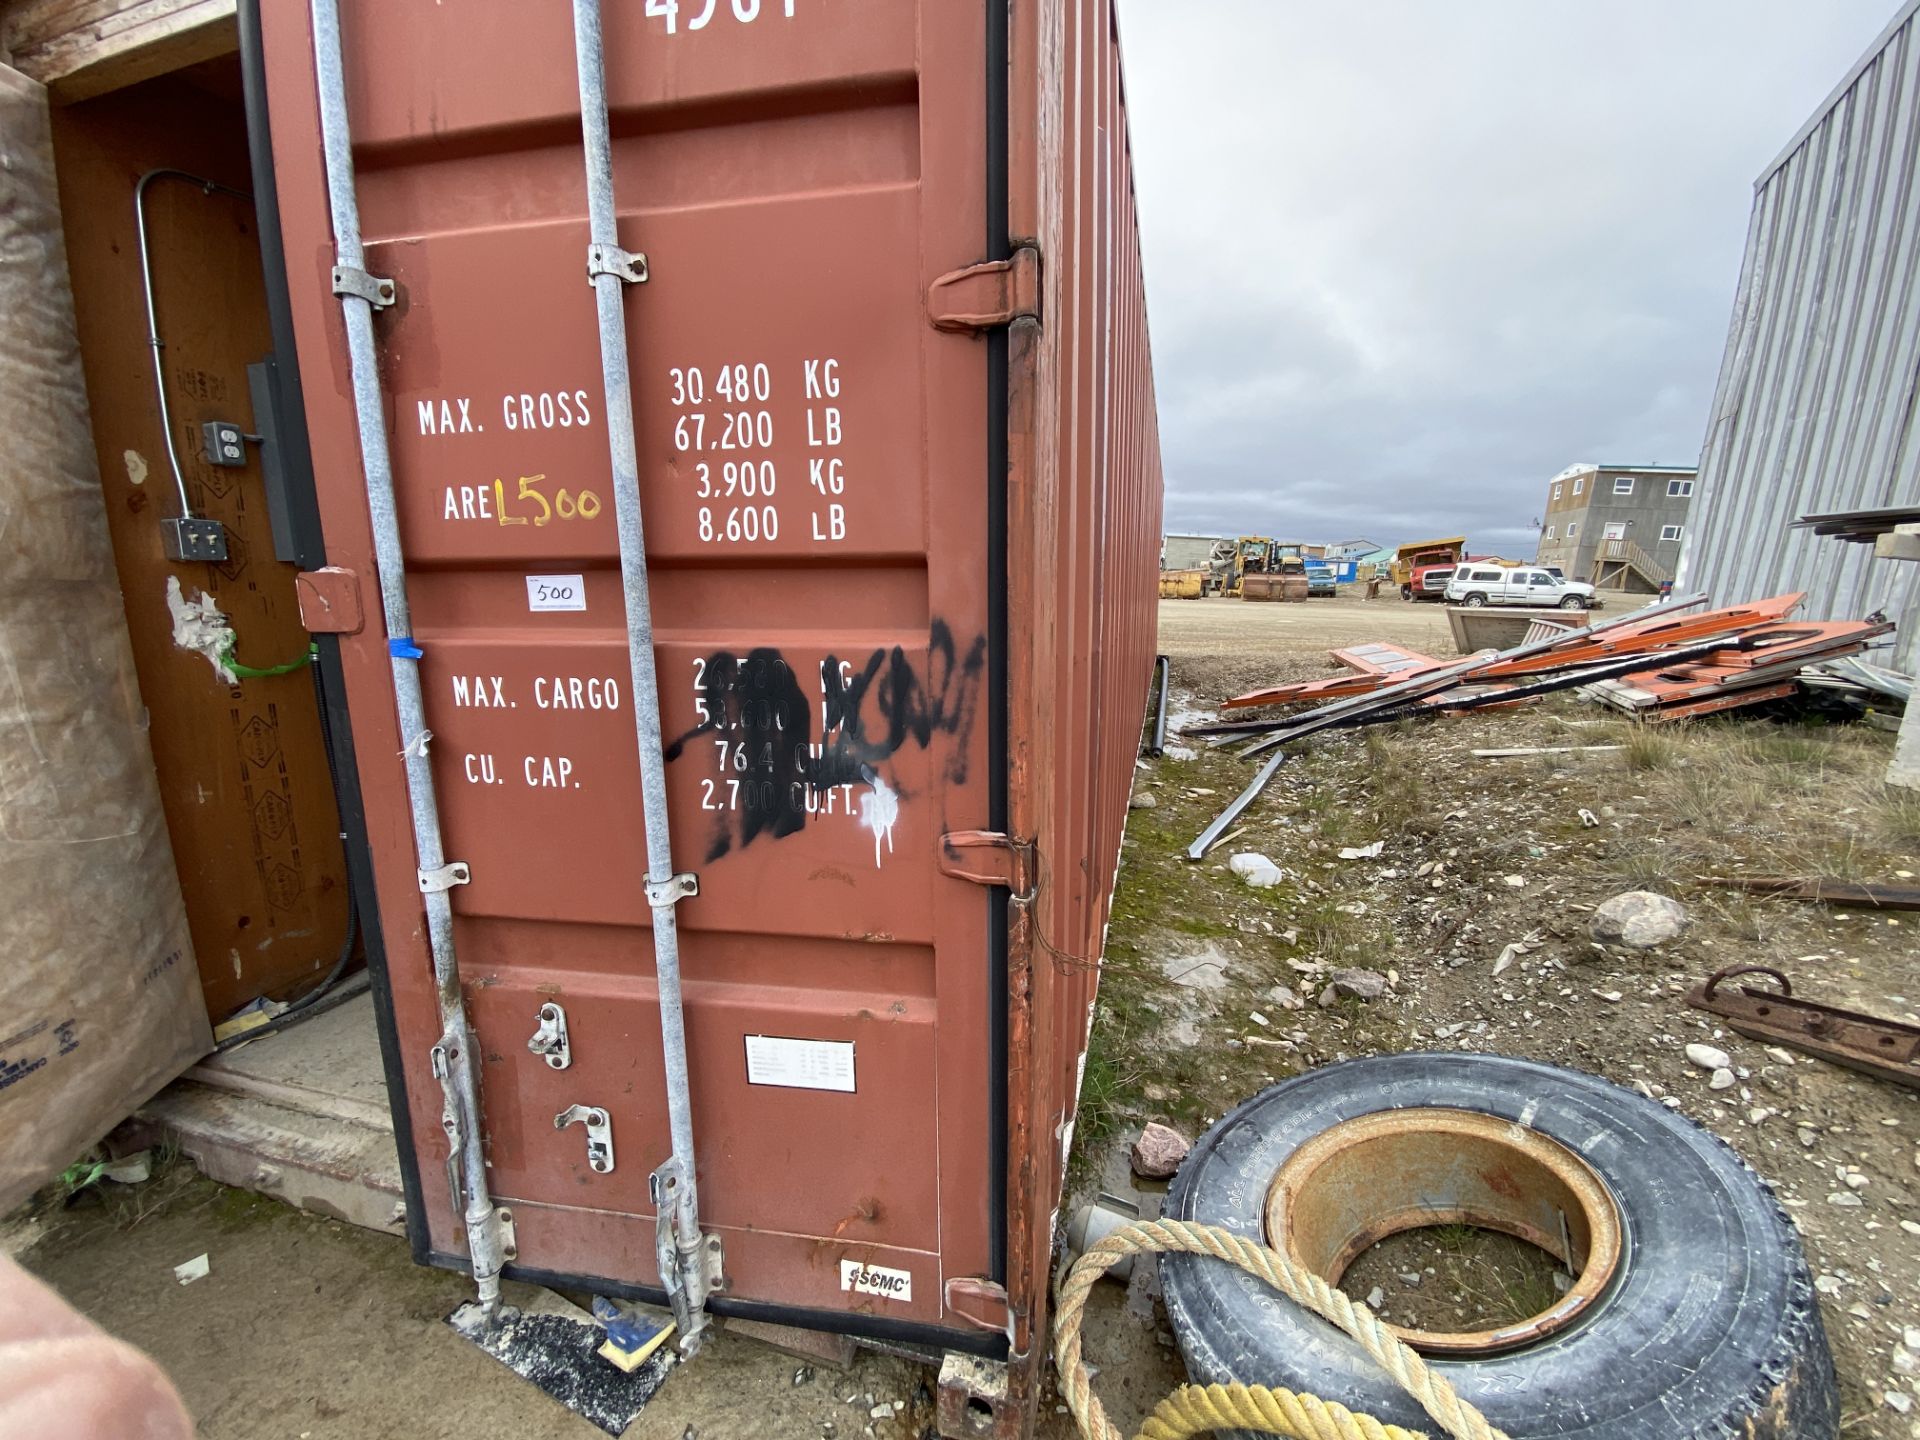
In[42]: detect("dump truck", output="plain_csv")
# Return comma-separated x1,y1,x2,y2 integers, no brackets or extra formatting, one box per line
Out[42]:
1389,536,1468,601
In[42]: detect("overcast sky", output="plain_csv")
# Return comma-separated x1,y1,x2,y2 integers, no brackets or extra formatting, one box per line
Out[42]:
1116,1,1899,553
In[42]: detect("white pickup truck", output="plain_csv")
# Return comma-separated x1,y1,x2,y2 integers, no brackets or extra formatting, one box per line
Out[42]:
1444,563,1599,610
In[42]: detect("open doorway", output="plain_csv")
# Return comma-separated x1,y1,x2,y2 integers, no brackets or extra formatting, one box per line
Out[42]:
46,44,400,1232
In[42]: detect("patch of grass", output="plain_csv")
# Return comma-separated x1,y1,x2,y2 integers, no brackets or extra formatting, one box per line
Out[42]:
1171,912,1242,940
1349,728,1444,839
1706,894,1767,943
1298,896,1395,972
1752,832,1877,883
1106,796,1244,944
1871,783,1920,851
1292,766,1379,848
1664,763,1774,832
1746,728,1833,768
24,1145,201,1244
1489,1259,1565,1323
1623,726,1684,772
1429,1223,1481,1253
1072,1042,1140,1156
1605,840,1685,891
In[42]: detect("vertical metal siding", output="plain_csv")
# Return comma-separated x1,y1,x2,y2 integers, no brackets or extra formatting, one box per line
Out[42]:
1001,0,1163,1399
1678,0,1920,672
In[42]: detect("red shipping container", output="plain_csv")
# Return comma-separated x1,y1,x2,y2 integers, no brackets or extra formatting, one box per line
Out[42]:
260,0,1159,1427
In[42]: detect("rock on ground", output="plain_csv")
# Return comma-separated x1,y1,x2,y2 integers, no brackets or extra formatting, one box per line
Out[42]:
1130,1122,1192,1179
1318,967,1389,1007
1228,852,1284,888
1590,890,1689,948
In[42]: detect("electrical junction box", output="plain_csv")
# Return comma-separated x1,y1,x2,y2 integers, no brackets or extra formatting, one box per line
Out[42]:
202,419,248,467
160,516,229,563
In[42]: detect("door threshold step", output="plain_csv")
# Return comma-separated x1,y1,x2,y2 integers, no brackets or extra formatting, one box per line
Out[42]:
140,1080,406,1236
183,1059,394,1131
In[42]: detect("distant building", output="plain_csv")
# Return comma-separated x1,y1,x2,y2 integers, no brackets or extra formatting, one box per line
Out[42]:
1326,539,1382,561
1678,0,1920,673
1535,463,1697,591
1161,533,1228,570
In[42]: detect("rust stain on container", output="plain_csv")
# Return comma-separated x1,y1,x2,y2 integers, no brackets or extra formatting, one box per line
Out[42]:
260,0,1159,1410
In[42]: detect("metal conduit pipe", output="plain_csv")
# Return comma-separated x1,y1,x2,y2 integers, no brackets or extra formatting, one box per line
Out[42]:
1147,654,1171,757
307,0,509,1325
569,0,720,1355
135,169,252,523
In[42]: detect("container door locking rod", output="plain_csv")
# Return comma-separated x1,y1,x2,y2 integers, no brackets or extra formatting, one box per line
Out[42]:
308,0,510,1324
569,0,721,1356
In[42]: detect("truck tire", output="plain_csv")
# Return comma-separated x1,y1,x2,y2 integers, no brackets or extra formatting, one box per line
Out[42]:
1160,1054,1837,1439
1400,584,1413,601
1560,594,1587,610
1462,592,1488,607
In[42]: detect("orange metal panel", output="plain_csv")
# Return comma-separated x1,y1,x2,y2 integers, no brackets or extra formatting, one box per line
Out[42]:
1643,681,1800,721
1225,595,1812,712
259,0,1160,1386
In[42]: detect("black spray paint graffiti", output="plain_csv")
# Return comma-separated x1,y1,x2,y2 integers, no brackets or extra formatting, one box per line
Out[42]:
664,622,986,863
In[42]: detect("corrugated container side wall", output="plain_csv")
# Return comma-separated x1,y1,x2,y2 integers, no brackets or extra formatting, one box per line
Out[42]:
1004,0,1162,1402
1678,0,1920,671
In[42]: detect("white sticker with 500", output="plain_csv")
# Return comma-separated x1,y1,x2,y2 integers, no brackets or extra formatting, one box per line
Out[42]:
526,574,586,612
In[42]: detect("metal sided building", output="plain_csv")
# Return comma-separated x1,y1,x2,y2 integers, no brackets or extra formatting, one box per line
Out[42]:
1677,0,1920,673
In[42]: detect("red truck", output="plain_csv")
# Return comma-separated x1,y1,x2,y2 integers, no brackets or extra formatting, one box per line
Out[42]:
1390,536,1468,601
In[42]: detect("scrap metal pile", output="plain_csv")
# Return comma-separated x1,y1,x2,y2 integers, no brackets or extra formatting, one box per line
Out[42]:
1180,591,1903,858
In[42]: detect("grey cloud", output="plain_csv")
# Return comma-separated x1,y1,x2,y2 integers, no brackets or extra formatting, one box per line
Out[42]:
1117,0,1897,551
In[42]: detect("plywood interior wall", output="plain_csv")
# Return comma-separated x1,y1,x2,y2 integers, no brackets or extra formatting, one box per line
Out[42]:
50,55,350,1021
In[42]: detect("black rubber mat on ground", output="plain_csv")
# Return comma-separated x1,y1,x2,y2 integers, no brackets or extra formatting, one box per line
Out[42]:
449,1299,674,1434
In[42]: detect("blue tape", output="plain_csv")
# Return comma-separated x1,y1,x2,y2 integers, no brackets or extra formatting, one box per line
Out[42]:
388,636,423,660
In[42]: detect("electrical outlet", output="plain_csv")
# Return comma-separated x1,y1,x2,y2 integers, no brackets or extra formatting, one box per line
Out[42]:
160,517,230,563
202,420,248,468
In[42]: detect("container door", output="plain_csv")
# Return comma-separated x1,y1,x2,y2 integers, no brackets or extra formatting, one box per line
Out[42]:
261,0,999,1338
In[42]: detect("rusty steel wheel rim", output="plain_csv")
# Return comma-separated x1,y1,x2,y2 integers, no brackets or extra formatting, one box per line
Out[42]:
1264,1107,1624,1355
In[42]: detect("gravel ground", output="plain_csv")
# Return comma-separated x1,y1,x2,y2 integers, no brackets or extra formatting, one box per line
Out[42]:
1067,595,1920,1438
5,1175,947,1440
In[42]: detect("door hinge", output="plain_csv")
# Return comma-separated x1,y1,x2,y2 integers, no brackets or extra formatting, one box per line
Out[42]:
927,246,1040,333
939,831,1035,898
296,566,365,635
945,1277,1016,1337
